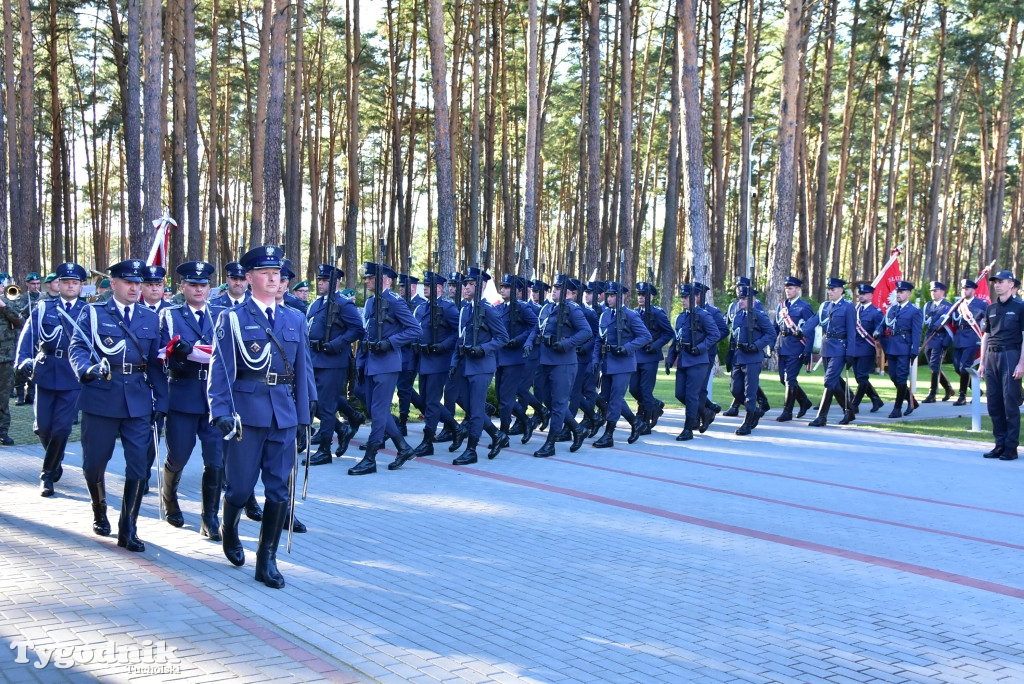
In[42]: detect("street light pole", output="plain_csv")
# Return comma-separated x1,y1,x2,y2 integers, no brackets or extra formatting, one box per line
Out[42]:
747,126,776,284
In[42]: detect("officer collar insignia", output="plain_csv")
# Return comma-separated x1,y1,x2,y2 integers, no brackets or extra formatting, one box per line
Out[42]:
103,336,114,346
250,342,261,354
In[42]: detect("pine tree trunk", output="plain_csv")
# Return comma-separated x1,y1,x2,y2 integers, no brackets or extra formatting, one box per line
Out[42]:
16,0,37,276
344,0,360,279
427,0,456,277
262,0,288,246
142,0,163,247
680,0,709,288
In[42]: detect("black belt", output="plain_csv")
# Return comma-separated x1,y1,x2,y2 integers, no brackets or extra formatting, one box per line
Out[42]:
892,330,911,335
988,345,1018,353
109,362,147,375
44,349,66,358
169,366,210,380
237,370,294,386
825,333,847,339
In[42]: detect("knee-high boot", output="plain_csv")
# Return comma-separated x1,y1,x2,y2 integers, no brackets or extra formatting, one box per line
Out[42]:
254,500,288,589
200,467,223,541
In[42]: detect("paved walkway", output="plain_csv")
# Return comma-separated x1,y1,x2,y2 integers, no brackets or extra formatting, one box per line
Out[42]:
1,401,1022,683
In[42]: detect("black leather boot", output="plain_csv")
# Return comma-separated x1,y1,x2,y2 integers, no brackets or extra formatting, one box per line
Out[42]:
335,423,354,457
521,414,538,444
888,386,904,418
794,386,813,418
953,373,968,406
388,435,416,470
283,511,306,533
508,418,525,435
412,427,435,457
244,493,263,521
722,399,740,417
487,431,509,459
533,436,556,458
307,431,334,466
628,416,648,444
939,372,954,401
453,439,479,465
254,500,288,589
922,375,938,403
87,480,110,536
117,478,147,552
569,421,587,453
776,387,795,423
448,424,469,452
397,413,408,436
868,385,885,412
735,412,756,436
435,423,456,443
348,442,379,475
162,466,185,527
222,497,246,566
200,467,223,541
756,388,770,413
537,406,552,432
903,384,918,416
809,391,832,427
593,422,615,448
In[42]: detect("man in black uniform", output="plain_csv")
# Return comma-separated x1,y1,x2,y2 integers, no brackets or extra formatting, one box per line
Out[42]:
978,270,1024,461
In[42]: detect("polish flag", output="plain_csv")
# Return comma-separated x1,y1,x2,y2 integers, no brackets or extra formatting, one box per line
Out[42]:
870,245,903,311
146,210,178,267
160,335,213,364
974,261,994,305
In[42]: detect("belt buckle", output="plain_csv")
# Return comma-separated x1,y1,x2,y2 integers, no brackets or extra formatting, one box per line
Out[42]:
266,372,278,386
123,362,133,374
54,349,64,358
198,369,208,380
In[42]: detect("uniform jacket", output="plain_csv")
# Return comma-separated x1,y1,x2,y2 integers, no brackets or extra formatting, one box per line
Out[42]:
495,298,538,367
306,293,363,368
283,291,308,314
362,289,422,376
814,298,858,359
667,307,721,369
414,297,460,375
730,308,775,366
774,297,814,356
207,299,312,428
952,297,987,349
634,305,675,364
160,303,225,415
529,300,593,366
876,302,923,357
16,298,86,390
849,303,882,358
452,299,510,375
209,291,250,309
924,299,953,350
69,299,168,419
577,305,600,365
595,306,652,374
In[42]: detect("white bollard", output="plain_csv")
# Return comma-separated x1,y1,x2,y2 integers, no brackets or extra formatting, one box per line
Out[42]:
910,357,918,395
969,368,983,432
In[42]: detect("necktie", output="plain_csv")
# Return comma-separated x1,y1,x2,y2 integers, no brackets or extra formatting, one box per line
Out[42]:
122,306,131,327
196,309,205,330
64,302,72,314
265,307,274,327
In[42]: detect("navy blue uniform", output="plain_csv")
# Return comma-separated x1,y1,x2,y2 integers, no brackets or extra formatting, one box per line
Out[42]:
629,305,674,424
569,304,600,427
922,298,954,402
774,298,814,394
450,298,509,452
845,302,884,413
699,300,729,413
667,306,720,434
876,301,923,416
414,295,460,436
306,293,363,454
494,297,538,434
16,297,88,491
952,297,987,401
981,295,1024,459
595,307,651,433
729,307,774,430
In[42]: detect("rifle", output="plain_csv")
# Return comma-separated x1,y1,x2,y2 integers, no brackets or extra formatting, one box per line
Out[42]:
374,239,386,348
509,242,522,341
615,250,625,351
689,282,696,354
323,245,342,349
403,256,413,309
470,245,486,350
428,250,439,348
552,241,575,346
644,259,655,330
745,266,755,351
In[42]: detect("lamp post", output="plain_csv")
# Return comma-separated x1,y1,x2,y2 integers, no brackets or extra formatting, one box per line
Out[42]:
746,126,776,283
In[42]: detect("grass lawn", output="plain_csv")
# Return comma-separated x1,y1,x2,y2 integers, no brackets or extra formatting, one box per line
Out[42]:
860,416,994,443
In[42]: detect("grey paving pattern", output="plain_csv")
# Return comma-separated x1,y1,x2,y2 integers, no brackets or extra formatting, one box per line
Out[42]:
0,402,1022,683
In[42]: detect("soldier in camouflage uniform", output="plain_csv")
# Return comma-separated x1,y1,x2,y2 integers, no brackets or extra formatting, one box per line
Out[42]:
0,273,26,444
13,272,41,405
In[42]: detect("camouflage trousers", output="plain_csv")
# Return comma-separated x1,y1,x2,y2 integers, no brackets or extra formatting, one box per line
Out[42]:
0,362,12,433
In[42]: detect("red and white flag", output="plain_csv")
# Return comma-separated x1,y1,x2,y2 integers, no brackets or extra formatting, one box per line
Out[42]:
160,335,213,365
870,245,903,311
974,261,994,305
146,210,178,267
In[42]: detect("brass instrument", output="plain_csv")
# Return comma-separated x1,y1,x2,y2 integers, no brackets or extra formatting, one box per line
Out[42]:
5,284,21,299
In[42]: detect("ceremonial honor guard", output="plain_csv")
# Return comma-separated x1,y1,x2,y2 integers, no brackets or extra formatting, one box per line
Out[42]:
841,283,886,423
951,278,987,405
305,264,363,466
773,276,815,422
158,261,225,538
13,270,41,406
494,274,539,445
15,262,88,495
207,246,314,588
140,265,170,491
279,260,308,314
874,281,923,418
729,286,774,435
809,277,857,427
395,273,426,435
408,271,461,459
447,267,509,465
922,281,954,402
978,270,1024,461
568,280,602,437
592,281,651,448
525,278,552,431
69,259,168,551
724,276,770,416
346,260,421,476
694,282,730,430
666,283,720,440
210,261,250,308
529,275,593,456
630,283,674,431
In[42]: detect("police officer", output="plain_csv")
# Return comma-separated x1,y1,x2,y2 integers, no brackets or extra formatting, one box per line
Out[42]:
951,278,987,405
630,283,674,431
305,264,363,466
666,283,720,441
978,270,1024,461
525,278,552,431
693,282,730,431
210,261,250,308
447,267,509,465
408,271,462,460
874,281,923,417
207,246,314,589
773,276,815,422
69,259,168,551
529,275,593,456
593,281,650,448
494,274,539,446
396,273,426,435
922,281,954,403
16,262,88,495
568,280,601,437
140,266,170,314
809,277,858,427
158,261,226,538
279,260,308,314
347,261,421,475
724,276,770,416
841,283,885,423
729,286,775,435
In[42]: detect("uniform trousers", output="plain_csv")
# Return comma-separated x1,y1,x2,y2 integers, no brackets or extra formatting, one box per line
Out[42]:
676,363,709,429
223,421,291,506
730,363,762,413
985,349,1022,452
81,413,152,483
365,371,402,446
165,411,223,471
